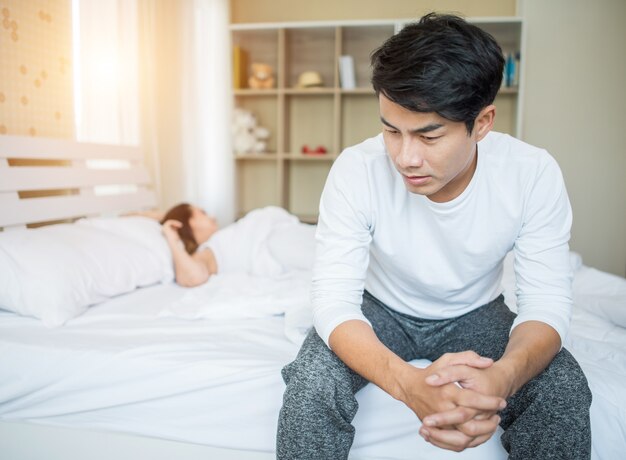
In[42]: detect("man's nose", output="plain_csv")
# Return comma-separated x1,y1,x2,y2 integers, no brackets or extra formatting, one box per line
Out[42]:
396,137,424,170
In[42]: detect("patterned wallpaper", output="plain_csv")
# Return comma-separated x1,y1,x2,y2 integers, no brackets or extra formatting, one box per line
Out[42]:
0,0,73,138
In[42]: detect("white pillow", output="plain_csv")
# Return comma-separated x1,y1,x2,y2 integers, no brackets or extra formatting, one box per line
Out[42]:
76,216,172,270
573,266,626,327
0,218,173,327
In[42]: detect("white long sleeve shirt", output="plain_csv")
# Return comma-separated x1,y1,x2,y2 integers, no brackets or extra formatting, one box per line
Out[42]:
312,131,573,347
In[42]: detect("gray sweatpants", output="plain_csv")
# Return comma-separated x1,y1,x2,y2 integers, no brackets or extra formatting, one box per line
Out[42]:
277,292,592,459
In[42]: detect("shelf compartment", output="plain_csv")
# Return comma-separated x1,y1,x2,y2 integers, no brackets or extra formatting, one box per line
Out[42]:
234,95,279,153
493,93,518,135
284,94,335,156
286,161,332,218
232,29,280,90
340,25,394,89
285,27,336,89
237,161,280,215
340,93,381,151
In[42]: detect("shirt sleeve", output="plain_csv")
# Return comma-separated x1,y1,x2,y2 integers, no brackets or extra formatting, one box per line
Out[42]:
512,153,574,344
311,150,374,347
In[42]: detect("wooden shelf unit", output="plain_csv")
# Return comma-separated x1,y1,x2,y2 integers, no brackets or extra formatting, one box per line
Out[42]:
231,18,523,222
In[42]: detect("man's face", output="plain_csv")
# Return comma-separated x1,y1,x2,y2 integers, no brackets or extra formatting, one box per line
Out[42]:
379,94,492,203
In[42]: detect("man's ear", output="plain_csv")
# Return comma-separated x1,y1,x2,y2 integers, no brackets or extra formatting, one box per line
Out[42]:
474,104,496,141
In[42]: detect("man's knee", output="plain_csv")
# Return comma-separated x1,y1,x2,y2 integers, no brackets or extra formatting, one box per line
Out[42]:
282,331,353,396
539,349,592,412
558,350,592,405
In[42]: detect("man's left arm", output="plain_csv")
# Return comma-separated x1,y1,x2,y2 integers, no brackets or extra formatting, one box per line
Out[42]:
489,320,561,397
420,152,573,449
423,320,561,405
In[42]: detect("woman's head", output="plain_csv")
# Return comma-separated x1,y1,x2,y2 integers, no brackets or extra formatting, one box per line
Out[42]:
161,203,218,254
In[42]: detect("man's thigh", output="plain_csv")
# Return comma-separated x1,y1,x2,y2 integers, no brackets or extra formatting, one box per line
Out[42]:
430,294,516,361
364,293,516,362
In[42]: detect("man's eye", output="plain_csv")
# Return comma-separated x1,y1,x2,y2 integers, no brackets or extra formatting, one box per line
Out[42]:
423,135,442,141
384,129,399,135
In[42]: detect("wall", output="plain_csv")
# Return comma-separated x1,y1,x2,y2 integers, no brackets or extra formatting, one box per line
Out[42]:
0,0,73,138
231,0,516,23
520,0,626,276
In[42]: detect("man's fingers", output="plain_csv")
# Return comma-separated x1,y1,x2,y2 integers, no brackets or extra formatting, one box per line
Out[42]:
456,414,501,438
424,408,500,434
466,421,501,449
425,365,472,387
423,406,478,427
456,387,506,412
420,426,473,452
420,415,500,452
467,432,496,448
438,351,493,368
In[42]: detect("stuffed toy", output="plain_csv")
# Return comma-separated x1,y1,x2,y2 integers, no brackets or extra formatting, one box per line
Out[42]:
232,108,270,154
248,62,275,89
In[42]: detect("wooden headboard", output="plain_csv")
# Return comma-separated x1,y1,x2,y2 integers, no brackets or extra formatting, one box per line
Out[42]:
0,135,157,229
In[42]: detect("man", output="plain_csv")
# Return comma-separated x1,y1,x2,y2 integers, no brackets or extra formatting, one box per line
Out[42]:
277,13,591,460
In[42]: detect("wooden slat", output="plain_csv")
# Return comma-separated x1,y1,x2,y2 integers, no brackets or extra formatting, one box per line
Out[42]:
0,166,151,192
0,190,157,227
0,135,142,160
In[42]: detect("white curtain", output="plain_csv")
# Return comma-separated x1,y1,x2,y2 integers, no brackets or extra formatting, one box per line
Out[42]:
73,0,139,145
74,0,235,225
180,0,235,225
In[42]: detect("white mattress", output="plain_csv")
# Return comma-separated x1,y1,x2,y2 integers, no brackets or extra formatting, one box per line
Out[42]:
1,265,625,459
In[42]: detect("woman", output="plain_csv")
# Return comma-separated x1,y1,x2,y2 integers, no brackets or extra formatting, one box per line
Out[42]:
161,204,315,287
161,203,219,287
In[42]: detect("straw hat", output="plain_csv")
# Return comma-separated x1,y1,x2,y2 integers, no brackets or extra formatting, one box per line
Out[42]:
297,71,324,88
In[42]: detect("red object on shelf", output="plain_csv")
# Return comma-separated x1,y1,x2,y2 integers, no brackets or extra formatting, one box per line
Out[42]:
302,145,328,155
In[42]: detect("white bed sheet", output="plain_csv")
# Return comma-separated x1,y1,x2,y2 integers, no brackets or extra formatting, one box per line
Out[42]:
565,267,626,460
1,265,625,459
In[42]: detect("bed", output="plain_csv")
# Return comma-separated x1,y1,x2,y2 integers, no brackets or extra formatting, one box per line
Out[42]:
1,135,625,460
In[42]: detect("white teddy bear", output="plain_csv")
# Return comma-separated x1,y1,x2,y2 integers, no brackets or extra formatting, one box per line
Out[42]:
232,108,270,154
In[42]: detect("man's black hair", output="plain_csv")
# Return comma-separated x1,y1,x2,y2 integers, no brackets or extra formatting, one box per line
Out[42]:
371,13,505,134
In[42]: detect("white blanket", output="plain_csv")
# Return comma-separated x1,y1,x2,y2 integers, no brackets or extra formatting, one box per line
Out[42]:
160,271,311,320
158,271,314,344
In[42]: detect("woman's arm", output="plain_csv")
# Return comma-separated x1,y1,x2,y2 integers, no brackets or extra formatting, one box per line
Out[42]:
124,209,165,221
162,220,217,287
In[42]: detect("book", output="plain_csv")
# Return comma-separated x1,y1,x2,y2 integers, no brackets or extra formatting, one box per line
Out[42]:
338,55,356,90
233,46,248,89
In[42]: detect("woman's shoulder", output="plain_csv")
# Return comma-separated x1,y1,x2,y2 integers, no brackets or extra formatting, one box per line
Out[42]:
240,206,299,227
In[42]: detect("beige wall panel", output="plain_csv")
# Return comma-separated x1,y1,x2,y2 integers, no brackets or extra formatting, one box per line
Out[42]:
0,0,73,138
520,0,626,276
231,0,516,23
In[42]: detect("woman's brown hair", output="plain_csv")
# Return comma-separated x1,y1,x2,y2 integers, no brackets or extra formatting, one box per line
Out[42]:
160,203,199,254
